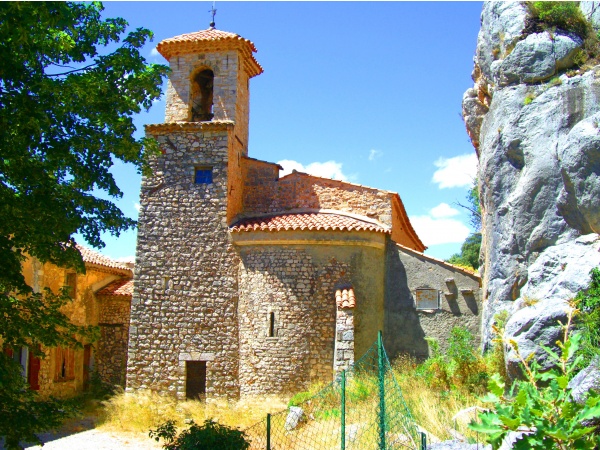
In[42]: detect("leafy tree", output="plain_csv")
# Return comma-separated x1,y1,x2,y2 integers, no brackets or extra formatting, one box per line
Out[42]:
449,179,482,270
447,233,482,270
0,1,167,447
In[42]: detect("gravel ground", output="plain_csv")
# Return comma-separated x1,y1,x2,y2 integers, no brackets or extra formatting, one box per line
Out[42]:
1,417,161,450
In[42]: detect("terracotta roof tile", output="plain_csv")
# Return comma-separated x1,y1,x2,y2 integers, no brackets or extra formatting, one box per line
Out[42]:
158,28,258,52
336,288,356,309
98,279,134,297
77,245,132,272
230,212,390,234
156,27,263,77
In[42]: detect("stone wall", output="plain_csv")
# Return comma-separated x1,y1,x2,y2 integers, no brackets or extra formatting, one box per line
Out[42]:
97,297,131,387
128,126,241,399
242,172,395,227
384,241,482,359
237,247,336,395
165,50,246,123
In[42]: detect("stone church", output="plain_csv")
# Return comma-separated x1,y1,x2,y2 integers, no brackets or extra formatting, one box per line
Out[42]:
126,26,481,400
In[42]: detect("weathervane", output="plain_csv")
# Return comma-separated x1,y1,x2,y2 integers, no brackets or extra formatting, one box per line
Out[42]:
209,1,217,28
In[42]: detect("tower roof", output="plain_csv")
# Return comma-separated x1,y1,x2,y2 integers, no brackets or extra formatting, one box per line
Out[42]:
156,27,263,77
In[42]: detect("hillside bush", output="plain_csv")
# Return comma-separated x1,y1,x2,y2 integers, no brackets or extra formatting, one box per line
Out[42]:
472,309,600,449
417,327,488,393
529,2,591,39
575,267,600,366
150,419,250,450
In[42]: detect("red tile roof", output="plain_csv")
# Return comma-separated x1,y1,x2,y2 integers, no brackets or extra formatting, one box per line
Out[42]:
156,27,263,77
230,212,390,234
98,279,134,298
158,28,258,52
77,245,132,272
336,288,356,309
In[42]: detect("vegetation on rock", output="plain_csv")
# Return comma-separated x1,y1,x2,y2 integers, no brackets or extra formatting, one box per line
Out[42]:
472,308,600,449
575,267,600,367
0,1,167,447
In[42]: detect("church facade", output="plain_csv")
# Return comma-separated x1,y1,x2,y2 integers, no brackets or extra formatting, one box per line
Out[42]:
126,27,481,400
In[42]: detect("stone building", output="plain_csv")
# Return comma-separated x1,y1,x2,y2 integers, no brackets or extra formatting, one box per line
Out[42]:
10,246,133,397
127,26,482,400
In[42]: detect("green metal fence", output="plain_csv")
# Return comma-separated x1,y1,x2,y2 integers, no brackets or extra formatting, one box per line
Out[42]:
245,331,424,449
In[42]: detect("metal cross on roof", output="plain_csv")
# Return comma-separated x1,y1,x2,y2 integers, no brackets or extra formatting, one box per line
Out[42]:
209,1,217,28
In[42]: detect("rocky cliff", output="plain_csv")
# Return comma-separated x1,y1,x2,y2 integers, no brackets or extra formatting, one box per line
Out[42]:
463,2,600,376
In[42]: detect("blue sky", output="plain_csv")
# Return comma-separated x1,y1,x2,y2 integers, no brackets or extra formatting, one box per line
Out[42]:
94,1,483,262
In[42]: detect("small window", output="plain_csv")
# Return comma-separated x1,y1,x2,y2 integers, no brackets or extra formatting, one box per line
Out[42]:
65,272,77,299
268,312,275,337
195,168,213,184
54,347,75,382
415,288,439,310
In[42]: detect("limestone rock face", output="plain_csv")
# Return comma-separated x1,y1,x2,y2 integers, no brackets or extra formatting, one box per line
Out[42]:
464,2,600,357
494,32,583,87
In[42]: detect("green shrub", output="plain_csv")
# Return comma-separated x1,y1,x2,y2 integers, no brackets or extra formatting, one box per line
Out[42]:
150,419,250,450
288,391,313,408
530,2,591,39
471,310,600,449
575,267,600,366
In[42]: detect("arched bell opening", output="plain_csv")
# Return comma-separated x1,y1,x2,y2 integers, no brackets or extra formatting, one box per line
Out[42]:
190,68,214,121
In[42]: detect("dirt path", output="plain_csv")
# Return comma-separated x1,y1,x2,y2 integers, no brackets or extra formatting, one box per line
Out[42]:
1,417,162,450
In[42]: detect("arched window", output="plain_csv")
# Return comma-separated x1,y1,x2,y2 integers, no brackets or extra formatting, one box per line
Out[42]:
191,69,214,121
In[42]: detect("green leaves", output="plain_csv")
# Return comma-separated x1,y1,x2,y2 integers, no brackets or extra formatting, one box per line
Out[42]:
471,327,600,449
0,1,167,446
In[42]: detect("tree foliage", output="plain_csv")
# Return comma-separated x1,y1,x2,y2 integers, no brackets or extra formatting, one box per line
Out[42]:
449,179,482,270
0,1,167,447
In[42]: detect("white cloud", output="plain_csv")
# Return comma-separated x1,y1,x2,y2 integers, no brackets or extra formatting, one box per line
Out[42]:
410,203,470,246
429,202,459,219
432,153,477,189
134,203,141,212
277,159,349,181
150,47,160,57
368,149,383,161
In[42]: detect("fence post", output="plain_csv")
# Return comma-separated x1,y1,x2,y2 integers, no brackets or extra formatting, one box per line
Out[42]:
420,431,427,450
266,413,271,450
341,369,346,450
378,330,386,449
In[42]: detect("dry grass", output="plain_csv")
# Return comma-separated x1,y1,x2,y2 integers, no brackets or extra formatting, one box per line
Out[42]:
97,390,287,433
392,356,485,443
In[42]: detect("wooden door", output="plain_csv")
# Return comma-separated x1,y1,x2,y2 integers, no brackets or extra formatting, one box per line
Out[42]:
83,344,92,390
28,348,41,391
185,361,206,400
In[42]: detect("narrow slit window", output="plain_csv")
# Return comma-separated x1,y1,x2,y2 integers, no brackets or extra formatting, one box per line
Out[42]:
65,272,77,299
268,312,275,337
194,167,213,184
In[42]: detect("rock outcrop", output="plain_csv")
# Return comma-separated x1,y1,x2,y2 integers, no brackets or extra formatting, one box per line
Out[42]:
464,2,600,372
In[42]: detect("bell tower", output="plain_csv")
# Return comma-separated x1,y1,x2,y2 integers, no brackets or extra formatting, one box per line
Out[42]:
127,26,262,399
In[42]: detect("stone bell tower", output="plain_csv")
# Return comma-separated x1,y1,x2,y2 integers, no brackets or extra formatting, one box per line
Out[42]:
126,25,262,399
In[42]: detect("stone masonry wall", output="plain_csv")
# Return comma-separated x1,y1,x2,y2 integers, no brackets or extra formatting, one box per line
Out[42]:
243,172,394,227
165,51,244,123
97,297,130,387
238,248,353,395
385,240,482,359
128,128,241,399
